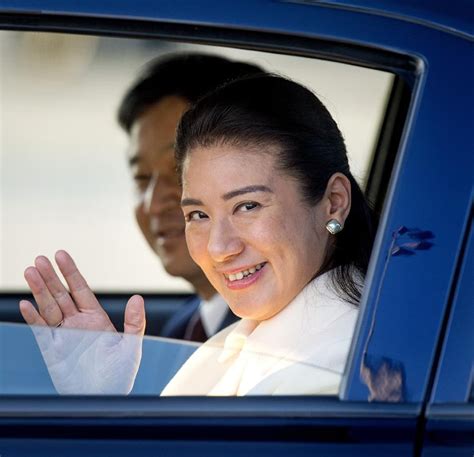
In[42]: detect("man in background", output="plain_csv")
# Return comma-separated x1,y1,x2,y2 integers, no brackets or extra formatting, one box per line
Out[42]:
117,54,262,341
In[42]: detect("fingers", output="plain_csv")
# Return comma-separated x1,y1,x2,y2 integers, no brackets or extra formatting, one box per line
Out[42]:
34,256,78,318
124,295,146,336
23,250,100,326
19,299,54,353
19,299,48,327
24,266,64,326
54,250,101,312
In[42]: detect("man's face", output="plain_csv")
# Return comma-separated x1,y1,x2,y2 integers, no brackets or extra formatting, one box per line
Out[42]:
127,95,204,281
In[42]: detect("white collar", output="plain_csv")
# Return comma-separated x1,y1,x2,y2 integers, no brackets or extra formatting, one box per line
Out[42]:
199,293,229,336
218,271,357,364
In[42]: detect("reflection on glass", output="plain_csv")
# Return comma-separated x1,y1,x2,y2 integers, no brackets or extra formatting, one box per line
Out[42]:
0,316,352,396
360,354,405,402
0,323,196,395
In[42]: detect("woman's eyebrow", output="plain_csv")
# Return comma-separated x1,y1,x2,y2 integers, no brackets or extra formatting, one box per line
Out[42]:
222,185,273,201
181,185,273,207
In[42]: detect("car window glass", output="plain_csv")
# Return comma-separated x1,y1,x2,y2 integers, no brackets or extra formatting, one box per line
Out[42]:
0,322,356,396
0,31,396,398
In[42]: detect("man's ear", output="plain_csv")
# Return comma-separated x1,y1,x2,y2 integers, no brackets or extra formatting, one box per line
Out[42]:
322,172,351,227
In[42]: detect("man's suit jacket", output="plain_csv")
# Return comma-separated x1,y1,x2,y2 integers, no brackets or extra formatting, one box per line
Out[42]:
160,295,238,341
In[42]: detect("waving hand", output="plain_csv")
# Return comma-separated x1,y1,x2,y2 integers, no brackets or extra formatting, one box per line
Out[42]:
19,250,146,394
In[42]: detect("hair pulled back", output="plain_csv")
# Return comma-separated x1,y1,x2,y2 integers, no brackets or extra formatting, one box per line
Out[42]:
175,74,376,304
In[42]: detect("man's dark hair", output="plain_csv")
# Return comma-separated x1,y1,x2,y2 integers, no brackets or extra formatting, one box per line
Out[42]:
118,53,263,132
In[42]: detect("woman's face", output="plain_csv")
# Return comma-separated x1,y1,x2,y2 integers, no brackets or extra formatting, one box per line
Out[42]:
181,143,331,321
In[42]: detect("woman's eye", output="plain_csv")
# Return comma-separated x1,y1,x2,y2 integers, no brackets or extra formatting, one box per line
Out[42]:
186,211,208,222
236,202,259,212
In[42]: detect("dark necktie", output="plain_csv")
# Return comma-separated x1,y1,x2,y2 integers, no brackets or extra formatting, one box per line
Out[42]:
184,312,207,342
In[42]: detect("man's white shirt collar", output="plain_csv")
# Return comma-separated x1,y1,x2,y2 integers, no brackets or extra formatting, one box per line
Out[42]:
199,293,229,337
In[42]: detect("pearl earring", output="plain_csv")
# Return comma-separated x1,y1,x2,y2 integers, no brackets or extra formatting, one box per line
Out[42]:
326,219,343,235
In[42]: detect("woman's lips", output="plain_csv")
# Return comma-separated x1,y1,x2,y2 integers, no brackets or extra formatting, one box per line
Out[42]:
224,262,267,290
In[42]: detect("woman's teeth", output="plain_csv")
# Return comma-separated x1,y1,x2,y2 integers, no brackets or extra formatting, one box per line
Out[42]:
226,263,266,282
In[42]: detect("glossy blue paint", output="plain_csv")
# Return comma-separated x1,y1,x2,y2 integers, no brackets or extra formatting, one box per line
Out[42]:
282,0,474,38
341,24,473,401
0,0,472,454
423,404,474,456
429,209,474,403
1,0,472,45
0,397,420,456
1,3,472,406
0,438,413,457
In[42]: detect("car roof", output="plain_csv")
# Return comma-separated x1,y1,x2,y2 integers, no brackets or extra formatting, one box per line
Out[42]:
286,0,473,37
1,0,473,38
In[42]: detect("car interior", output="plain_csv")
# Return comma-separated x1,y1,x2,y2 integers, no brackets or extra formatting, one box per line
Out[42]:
0,31,413,337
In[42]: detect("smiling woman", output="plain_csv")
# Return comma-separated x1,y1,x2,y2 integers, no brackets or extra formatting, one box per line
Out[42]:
20,73,376,396
181,144,335,322
158,73,376,395
176,73,375,304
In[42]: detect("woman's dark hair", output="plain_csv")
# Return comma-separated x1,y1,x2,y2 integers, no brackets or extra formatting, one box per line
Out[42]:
175,74,376,304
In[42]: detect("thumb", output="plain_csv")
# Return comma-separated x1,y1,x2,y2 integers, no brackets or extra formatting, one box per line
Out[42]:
124,295,146,336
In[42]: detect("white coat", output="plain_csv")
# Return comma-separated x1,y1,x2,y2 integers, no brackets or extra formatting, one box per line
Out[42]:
162,271,359,396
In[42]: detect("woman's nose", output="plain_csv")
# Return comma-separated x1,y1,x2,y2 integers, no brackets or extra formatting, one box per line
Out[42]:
207,219,244,263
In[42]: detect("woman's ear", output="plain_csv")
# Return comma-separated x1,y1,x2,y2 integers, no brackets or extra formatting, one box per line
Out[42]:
323,172,351,227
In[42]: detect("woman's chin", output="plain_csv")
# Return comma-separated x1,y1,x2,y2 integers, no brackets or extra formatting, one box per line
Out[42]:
228,303,258,321
228,301,275,322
